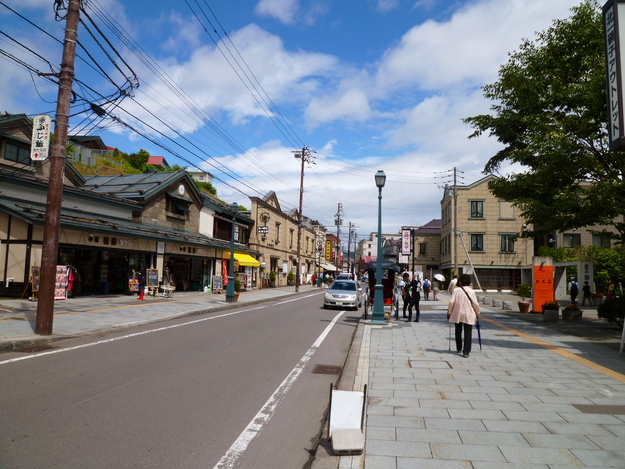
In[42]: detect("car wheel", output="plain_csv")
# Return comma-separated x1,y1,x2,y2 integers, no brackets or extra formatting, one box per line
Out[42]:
323,304,329,309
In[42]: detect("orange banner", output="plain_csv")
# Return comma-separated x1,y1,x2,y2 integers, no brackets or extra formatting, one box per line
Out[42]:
533,265,554,310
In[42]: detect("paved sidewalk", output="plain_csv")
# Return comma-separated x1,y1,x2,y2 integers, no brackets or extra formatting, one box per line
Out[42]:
333,295,625,469
0,286,316,351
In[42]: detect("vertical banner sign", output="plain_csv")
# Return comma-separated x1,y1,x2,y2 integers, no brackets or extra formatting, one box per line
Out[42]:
30,114,52,160
401,229,411,255
533,264,555,310
325,240,331,260
604,0,625,150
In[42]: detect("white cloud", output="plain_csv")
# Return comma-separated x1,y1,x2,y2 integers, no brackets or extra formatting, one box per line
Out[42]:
306,87,373,126
255,0,299,24
377,0,401,13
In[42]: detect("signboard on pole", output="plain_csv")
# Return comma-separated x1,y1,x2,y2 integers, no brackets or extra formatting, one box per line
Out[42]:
604,0,625,150
401,229,411,255
30,114,52,160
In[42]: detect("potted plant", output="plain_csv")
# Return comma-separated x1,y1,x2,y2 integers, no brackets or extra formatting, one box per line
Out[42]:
542,301,560,322
233,279,241,302
517,284,531,313
591,293,603,306
562,304,582,320
287,271,295,286
268,270,277,288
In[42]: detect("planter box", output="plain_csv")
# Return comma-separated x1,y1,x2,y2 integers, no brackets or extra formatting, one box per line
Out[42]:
562,309,582,320
544,309,559,322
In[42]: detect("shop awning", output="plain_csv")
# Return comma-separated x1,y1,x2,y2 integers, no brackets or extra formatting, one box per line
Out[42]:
318,262,337,271
234,253,261,267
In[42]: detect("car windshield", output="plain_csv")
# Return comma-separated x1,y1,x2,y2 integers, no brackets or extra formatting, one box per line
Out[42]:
330,281,356,291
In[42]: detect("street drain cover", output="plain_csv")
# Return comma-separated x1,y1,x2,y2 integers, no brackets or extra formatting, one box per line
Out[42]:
13,344,56,353
573,404,625,415
312,364,342,375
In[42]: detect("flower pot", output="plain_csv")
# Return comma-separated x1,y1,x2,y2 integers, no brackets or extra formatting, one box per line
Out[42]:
518,302,530,314
592,297,602,307
543,308,559,322
234,291,240,302
562,308,582,320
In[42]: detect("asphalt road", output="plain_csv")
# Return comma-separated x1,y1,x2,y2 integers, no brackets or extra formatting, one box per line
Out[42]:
0,291,358,469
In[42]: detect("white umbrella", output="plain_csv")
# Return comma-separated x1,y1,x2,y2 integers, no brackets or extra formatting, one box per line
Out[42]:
434,273,445,282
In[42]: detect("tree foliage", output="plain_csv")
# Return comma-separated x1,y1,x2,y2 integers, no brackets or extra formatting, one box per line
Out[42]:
464,0,625,243
125,149,150,172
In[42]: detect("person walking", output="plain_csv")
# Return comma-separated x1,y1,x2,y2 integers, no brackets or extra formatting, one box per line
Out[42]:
137,268,146,301
397,273,411,319
446,274,480,358
407,275,421,322
423,277,431,301
580,281,592,306
569,277,579,305
432,278,440,301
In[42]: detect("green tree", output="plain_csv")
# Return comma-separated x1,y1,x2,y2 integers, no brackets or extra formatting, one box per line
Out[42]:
464,0,625,244
125,149,150,172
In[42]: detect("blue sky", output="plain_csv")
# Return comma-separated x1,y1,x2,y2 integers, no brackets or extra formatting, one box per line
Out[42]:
0,0,583,242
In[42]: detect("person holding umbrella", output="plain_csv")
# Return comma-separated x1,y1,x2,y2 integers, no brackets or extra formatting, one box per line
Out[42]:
446,274,480,358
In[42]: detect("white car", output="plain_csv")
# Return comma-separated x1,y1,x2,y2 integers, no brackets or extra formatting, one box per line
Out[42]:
323,280,362,310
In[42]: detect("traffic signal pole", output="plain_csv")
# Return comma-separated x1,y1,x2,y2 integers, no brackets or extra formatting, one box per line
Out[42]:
36,0,81,334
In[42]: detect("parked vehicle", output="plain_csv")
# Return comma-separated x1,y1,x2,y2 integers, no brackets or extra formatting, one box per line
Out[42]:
323,280,362,310
336,273,355,280
362,264,400,318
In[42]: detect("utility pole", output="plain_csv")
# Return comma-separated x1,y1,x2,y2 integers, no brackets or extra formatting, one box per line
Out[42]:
453,167,458,281
334,203,343,271
36,0,81,335
293,146,314,292
347,222,353,275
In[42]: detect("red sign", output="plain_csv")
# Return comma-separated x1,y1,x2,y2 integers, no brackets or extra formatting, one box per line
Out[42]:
533,265,554,310
402,229,411,255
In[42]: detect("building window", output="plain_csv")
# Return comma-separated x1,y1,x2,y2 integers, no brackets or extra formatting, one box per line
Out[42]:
419,243,426,255
470,200,484,218
470,234,484,252
5,142,31,165
563,233,581,248
275,223,281,244
593,234,611,248
500,234,515,253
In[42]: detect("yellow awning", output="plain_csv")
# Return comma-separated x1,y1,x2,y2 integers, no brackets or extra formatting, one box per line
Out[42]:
233,253,261,267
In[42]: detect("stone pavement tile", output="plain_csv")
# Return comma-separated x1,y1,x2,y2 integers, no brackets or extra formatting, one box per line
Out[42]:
543,422,619,437
483,420,549,434
498,446,581,465
367,404,394,416
570,449,625,468
362,455,396,469
537,395,594,405
394,377,440,386
605,424,625,437
500,387,560,397
440,391,494,402
586,434,625,450
366,440,431,458
587,396,625,405
523,433,600,450
521,403,580,413
487,393,544,403
366,426,396,441
469,400,526,411
460,385,517,394
415,384,463,393
397,458,472,469
418,398,472,409
458,430,530,447
370,370,416,380
430,443,507,463
448,408,507,421
397,428,461,444
371,382,415,392
503,410,567,423
558,412,624,425
394,390,442,400
424,418,487,432
368,388,394,398
367,414,426,429
471,463,548,469
394,406,451,418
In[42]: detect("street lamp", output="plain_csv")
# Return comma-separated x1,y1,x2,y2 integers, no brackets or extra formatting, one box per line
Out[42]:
225,202,238,303
372,170,387,324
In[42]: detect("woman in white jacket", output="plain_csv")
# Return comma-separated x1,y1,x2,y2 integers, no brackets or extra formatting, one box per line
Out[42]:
447,274,480,357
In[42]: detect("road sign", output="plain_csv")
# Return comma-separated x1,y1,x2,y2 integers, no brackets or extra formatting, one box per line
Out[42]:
30,114,52,160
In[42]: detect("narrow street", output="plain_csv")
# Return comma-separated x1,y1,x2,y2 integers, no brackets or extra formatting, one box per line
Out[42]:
1,292,357,469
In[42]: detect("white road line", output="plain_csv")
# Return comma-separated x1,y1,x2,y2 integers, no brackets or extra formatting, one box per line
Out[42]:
213,310,346,469
0,305,268,366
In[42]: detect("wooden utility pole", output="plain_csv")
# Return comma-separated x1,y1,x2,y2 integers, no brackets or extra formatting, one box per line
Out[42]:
293,147,314,292
36,0,81,334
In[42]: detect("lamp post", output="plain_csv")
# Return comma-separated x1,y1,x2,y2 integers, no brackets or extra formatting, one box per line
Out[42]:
225,202,238,303
372,170,387,324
